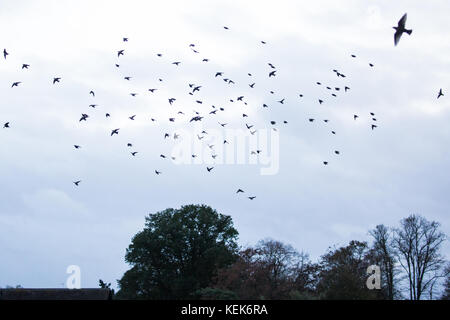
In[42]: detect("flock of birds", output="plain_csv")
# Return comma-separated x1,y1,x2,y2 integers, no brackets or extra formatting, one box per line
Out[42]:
1,13,446,201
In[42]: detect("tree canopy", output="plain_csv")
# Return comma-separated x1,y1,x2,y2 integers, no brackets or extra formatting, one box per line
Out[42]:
116,204,239,299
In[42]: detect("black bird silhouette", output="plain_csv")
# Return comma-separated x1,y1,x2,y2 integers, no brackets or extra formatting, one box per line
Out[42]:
263,104,269,108
344,86,350,92
22,64,29,69
318,99,323,104
270,121,276,125
248,196,256,200
278,99,285,104
11,82,21,88
394,13,412,46
89,90,95,97
193,86,202,92
323,161,328,165
148,88,157,93
124,76,131,80
3,122,10,128
249,83,255,88
372,124,377,130
354,115,359,120
74,145,81,149
127,143,132,147
168,98,176,105
223,26,229,30
202,58,209,62
129,115,136,120
334,151,340,155
207,167,214,172
155,170,161,175
106,113,110,117
3,49,8,59
351,54,356,58
53,77,61,84
130,93,137,97
164,133,170,139
79,114,89,121
308,118,315,122
190,116,203,122
131,152,138,156
89,104,97,108
331,131,336,135
215,72,223,77
73,180,81,186
437,88,444,99
269,70,276,77
369,63,374,67
123,37,128,42
172,61,181,66
117,50,124,57
236,189,244,194
111,128,120,136
268,63,276,69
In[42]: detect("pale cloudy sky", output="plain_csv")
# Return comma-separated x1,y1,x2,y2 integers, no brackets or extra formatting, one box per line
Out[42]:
0,0,449,290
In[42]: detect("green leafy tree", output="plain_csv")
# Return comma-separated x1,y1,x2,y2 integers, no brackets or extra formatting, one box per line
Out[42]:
116,204,239,299
316,240,381,300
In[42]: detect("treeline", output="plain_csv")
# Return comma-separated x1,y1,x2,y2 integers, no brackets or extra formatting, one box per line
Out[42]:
111,205,449,300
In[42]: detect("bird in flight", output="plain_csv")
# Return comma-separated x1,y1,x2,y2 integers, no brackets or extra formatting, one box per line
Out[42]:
73,180,81,186
89,90,95,97
437,88,444,99
3,49,8,59
11,82,21,88
207,167,214,172
118,50,124,57
248,196,256,200
3,122,10,128
53,77,61,84
79,114,89,122
155,170,161,175
22,64,30,69
129,115,136,120
111,128,120,136
74,145,81,149
236,189,244,194
131,152,138,156
394,13,412,46
269,70,276,77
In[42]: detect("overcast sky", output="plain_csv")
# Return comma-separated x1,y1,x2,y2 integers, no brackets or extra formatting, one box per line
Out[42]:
0,0,449,291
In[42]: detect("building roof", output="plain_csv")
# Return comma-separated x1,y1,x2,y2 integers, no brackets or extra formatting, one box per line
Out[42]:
0,288,113,300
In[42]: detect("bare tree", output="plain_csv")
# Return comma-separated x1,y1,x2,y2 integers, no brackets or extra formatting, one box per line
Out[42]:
392,214,446,300
369,224,398,299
